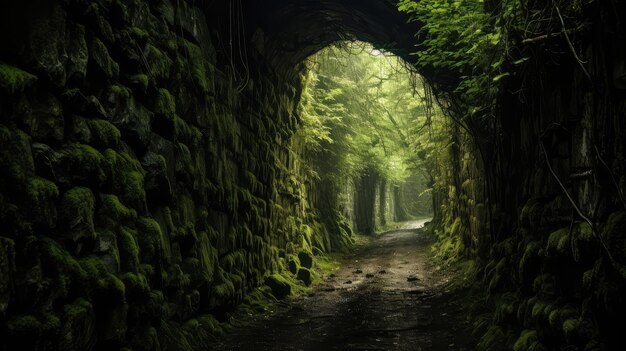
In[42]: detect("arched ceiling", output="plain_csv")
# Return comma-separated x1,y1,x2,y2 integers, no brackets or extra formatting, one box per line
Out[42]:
204,0,422,73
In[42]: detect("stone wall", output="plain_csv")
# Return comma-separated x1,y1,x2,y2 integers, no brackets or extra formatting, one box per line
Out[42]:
472,2,626,349
0,0,346,349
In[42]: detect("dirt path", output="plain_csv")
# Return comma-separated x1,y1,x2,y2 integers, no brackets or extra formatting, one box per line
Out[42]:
215,220,474,350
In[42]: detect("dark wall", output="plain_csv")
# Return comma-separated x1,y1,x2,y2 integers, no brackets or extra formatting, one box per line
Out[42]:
0,0,347,349
468,2,626,349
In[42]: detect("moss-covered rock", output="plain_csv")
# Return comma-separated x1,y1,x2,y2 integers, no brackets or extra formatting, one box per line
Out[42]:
136,216,169,266
40,239,88,300
117,226,141,273
287,257,299,274
93,229,121,273
180,40,213,95
104,84,153,150
97,194,138,231
23,1,67,86
103,149,147,212
66,24,88,81
0,62,37,94
86,119,121,149
264,274,291,299
128,74,149,94
54,143,107,186
130,324,160,351
121,272,150,300
58,298,96,351
25,176,59,229
5,314,43,348
546,228,569,255
192,231,217,286
60,187,96,242
142,152,172,206
145,45,172,80
296,267,312,286
22,93,65,142
89,37,119,79
297,251,313,269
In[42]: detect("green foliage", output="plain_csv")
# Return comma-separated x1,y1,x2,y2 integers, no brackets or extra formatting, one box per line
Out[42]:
398,0,522,122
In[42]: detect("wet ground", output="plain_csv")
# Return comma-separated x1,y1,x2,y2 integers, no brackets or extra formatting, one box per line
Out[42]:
215,220,475,350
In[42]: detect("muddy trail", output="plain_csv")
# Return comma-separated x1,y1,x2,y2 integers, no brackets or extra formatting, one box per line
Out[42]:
216,220,475,350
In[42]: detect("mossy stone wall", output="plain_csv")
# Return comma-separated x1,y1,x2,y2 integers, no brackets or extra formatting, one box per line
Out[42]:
0,0,340,349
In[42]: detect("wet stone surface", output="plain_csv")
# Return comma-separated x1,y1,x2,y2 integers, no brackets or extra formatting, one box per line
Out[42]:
216,220,475,350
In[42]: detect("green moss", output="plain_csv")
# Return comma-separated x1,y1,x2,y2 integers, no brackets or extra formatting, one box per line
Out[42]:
103,149,146,211
181,314,226,349
477,325,507,351
109,84,131,98
548,308,560,329
181,40,212,94
174,116,202,146
578,222,593,241
26,176,59,228
157,320,193,351
6,314,42,338
532,274,556,296
513,330,540,351
546,228,569,254
165,264,191,289
519,241,540,284
220,250,246,273
98,193,137,227
117,226,141,273
239,286,276,314
136,216,168,265
155,88,177,119
90,38,119,78
563,318,580,338
60,187,96,241
531,300,546,320
41,240,88,297
86,119,121,148
193,231,217,285
59,298,96,350
79,256,125,304
212,279,236,301
129,27,148,40
0,62,37,94
121,272,149,300
129,74,149,93
60,143,106,185
145,45,172,79
40,312,61,334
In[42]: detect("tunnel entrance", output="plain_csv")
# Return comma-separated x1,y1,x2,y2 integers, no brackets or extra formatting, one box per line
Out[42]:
296,41,439,236
2,0,624,350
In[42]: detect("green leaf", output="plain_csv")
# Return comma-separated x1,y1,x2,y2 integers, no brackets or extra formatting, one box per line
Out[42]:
492,72,510,82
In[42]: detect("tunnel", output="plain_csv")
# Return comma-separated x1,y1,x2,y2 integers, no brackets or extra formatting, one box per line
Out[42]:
1,0,626,350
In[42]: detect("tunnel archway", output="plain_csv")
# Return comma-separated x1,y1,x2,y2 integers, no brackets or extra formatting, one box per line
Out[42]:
2,0,625,350
201,0,423,75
